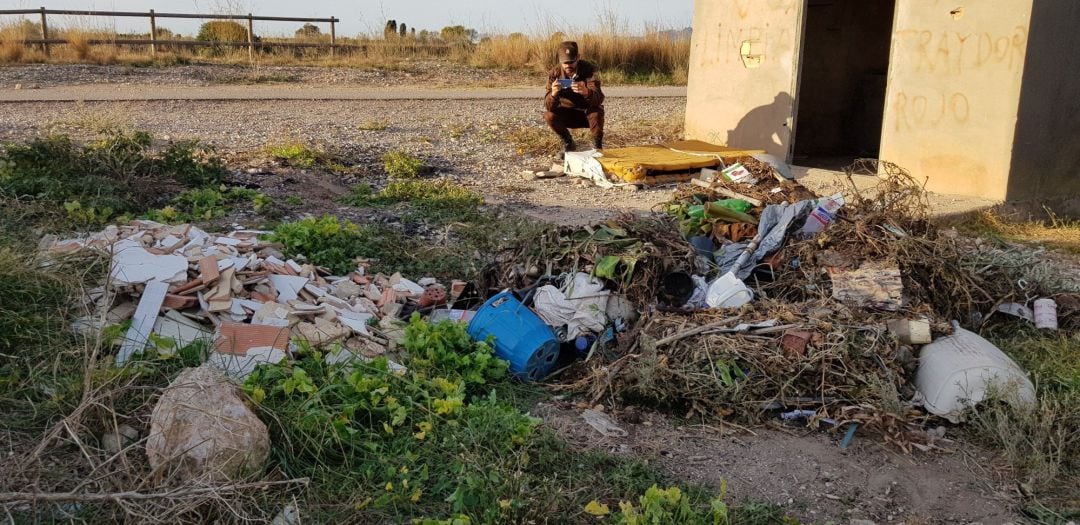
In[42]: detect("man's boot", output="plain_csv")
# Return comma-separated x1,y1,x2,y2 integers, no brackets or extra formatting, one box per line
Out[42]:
557,133,575,161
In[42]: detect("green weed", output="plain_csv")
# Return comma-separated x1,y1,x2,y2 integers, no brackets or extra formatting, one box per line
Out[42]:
145,186,272,223
345,180,483,223
244,317,696,522
0,130,227,219
267,141,326,169
268,215,385,275
383,150,425,179
358,119,391,131
159,139,228,187
285,195,304,206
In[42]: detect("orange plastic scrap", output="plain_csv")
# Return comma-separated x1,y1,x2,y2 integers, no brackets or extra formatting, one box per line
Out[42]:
596,140,765,183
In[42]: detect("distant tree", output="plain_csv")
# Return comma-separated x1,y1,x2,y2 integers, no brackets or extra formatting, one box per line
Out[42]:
384,20,397,39
440,25,477,43
410,28,416,39
295,23,321,39
399,23,407,38
196,20,248,42
508,32,526,41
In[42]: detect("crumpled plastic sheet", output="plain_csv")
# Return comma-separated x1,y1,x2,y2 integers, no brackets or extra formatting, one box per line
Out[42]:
717,200,813,279
532,273,610,340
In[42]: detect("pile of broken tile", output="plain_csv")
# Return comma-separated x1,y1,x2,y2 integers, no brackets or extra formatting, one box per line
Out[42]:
45,220,458,379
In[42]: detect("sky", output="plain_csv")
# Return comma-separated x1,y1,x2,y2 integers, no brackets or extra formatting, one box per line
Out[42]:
3,0,694,38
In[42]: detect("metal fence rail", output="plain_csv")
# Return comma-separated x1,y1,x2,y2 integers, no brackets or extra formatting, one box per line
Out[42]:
0,7,448,59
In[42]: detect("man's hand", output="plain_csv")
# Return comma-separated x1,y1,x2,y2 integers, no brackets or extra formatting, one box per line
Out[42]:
571,80,590,96
550,80,562,97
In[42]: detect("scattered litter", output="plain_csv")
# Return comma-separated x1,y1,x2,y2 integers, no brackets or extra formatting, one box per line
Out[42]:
1033,298,1058,330
829,261,904,312
996,302,1034,322
886,319,932,345
799,193,845,237
705,272,753,308
915,321,1036,423
468,291,559,382
582,409,628,438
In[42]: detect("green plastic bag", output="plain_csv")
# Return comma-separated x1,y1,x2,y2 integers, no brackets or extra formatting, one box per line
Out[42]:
710,199,753,214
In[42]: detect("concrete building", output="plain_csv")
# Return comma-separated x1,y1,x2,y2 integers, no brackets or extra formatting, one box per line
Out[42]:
685,0,1079,213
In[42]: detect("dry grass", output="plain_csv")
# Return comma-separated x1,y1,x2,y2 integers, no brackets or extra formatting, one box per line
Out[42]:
0,14,690,84
471,31,690,84
0,38,25,62
956,209,1080,254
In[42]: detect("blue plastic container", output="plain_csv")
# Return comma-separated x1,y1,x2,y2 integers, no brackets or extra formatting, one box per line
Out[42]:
467,291,560,381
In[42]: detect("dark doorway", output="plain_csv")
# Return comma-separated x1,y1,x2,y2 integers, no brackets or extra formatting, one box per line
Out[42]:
792,0,896,170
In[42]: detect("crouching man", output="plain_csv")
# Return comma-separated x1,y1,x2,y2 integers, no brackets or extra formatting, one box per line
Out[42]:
544,41,605,160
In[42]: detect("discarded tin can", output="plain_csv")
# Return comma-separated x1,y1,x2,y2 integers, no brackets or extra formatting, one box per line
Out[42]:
1033,298,1058,330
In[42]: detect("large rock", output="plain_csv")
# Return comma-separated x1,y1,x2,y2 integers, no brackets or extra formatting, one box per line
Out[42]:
146,365,269,482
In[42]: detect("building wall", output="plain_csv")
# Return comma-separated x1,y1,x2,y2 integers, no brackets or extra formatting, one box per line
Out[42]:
684,0,805,158
1006,0,1080,214
878,0,1034,200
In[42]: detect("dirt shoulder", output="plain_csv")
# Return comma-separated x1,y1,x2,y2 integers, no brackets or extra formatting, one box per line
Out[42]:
0,97,683,225
539,404,1019,523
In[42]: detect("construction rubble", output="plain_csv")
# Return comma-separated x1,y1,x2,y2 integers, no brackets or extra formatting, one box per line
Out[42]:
42,158,1075,452
46,220,451,380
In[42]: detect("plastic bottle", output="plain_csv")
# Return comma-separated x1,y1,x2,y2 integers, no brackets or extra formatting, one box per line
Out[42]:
799,193,845,236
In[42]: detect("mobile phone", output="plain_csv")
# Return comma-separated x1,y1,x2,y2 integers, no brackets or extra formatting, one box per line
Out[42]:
558,79,573,89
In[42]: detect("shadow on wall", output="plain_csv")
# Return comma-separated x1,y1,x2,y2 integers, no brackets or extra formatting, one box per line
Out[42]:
726,92,794,152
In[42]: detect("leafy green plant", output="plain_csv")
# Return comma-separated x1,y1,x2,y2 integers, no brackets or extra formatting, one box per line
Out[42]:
63,200,115,227
268,215,373,274
244,316,522,518
145,186,272,223
285,196,304,206
383,150,425,179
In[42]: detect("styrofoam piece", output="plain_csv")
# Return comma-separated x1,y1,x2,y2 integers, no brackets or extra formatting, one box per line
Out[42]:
915,322,1036,423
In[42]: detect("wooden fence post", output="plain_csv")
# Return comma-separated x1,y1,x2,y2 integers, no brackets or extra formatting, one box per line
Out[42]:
329,17,336,58
149,9,157,56
246,14,254,61
39,7,50,56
